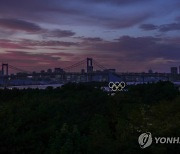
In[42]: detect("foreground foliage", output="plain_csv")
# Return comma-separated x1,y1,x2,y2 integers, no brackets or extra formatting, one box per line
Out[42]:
0,81,179,154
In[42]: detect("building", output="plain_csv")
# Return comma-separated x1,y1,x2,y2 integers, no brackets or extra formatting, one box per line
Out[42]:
41,70,45,74
171,67,178,75
104,69,116,73
47,69,52,74
81,69,85,74
148,69,153,74
54,68,64,73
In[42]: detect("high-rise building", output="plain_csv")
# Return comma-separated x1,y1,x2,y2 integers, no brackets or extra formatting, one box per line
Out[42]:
171,67,178,75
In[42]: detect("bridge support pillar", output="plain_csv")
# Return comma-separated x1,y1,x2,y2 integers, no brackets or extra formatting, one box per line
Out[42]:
2,64,8,76
87,58,93,73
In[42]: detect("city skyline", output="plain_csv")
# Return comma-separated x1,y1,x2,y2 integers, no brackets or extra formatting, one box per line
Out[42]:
0,0,180,73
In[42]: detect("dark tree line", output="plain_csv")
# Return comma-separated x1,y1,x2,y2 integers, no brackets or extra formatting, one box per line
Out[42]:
0,81,180,154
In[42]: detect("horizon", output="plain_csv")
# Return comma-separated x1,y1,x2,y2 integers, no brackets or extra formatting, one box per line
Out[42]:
0,0,180,73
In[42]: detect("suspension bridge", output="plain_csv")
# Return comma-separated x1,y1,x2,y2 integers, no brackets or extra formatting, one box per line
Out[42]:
0,58,108,76
0,58,122,87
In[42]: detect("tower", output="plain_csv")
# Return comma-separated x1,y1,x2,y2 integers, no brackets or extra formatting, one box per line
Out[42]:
2,64,8,76
87,58,93,73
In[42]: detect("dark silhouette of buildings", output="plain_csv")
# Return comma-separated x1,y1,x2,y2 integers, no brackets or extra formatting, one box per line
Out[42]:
171,67,178,75
0,59,180,87
54,68,64,73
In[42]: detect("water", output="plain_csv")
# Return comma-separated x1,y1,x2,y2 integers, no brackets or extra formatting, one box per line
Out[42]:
1,82,179,90
6,84,64,89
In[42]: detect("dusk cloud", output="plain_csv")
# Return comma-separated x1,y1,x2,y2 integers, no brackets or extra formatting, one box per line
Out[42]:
140,24,158,31
78,37,103,42
140,22,180,32
0,18,76,38
20,39,79,47
0,51,77,72
0,39,33,49
0,0,153,29
81,0,150,5
159,23,180,32
83,36,180,63
0,18,42,32
44,29,76,38
81,13,151,29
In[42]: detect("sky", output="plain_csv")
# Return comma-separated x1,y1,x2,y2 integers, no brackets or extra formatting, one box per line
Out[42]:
0,0,180,73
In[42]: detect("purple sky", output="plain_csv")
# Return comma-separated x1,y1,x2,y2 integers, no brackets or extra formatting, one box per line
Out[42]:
0,0,180,73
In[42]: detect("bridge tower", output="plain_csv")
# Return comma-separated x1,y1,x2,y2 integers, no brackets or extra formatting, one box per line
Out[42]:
87,58,93,73
2,63,9,76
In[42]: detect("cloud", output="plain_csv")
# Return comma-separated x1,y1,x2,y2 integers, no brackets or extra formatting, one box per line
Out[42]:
83,36,180,62
0,18,76,38
0,38,79,51
82,13,151,29
140,22,180,32
108,15,151,29
176,16,180,22
0,0,178,32
77,37,103,42
0,0,153,30
150,57,179,64
44,29,76,38
85,36,160,54
159,23,180,32
0,18,42,32
0,51,59,65
77,35,180,72
20,39,79,47
140,24,158,31
0,51,77,72
82,0,149,5
0,39,33,49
